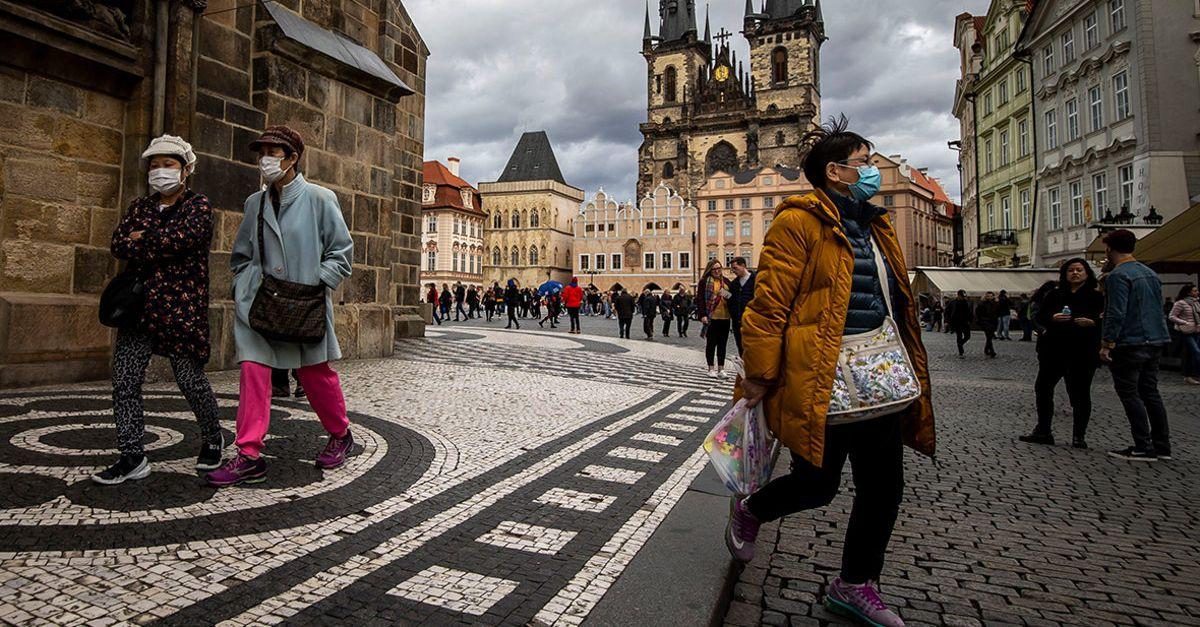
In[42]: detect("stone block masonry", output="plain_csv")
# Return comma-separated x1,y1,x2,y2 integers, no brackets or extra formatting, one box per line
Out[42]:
0,0,429,386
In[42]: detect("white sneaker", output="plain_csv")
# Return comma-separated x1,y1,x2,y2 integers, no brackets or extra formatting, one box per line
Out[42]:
1185,377,1200,385
707,369,718,378
718,369,728,380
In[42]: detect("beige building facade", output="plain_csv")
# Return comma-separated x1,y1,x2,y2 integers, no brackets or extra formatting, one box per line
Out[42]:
695,166,810,269
421,158,485,289
481,132,584,288
573,184,697,293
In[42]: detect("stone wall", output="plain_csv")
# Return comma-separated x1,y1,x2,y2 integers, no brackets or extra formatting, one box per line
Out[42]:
0,0,427,387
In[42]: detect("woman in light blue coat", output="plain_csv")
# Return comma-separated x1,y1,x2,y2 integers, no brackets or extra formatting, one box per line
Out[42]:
207,126,355,487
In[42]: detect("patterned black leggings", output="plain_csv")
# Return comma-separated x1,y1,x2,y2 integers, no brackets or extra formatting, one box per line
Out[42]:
112,330,220,457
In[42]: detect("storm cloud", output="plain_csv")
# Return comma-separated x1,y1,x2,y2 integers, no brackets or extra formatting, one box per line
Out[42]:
407,0,990,203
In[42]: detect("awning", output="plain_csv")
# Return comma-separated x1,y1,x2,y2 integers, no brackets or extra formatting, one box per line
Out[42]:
911,267,1060,299
1135,202,1200,274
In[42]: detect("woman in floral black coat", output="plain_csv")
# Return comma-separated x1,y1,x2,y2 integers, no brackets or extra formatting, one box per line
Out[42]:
92,135,224,485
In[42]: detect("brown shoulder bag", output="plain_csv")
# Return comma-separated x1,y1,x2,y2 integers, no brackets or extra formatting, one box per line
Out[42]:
248,191,328,344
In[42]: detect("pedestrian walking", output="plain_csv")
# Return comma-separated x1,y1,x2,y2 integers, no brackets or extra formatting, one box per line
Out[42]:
426,282,442,325
1016,294,1031,341
539,293,561,328
932,300,944,332
453,281,467,321
209,125,354,487
562,278,584,334
92,135,223,485
638,288,659,340
505,279,521,329
520,288,532,318
976,291,1000,357
467,286,481,319
439,284,453,323
1167,283,1200,385
659,289,675,337
727,117,933,627
674,288,693,337
946,290,973,357
995,289,1013,340
1099,229,1172,462
614,288,636,338
728,257,757,356
1019,259,1103,449
484,287,497,322
697,260,733,377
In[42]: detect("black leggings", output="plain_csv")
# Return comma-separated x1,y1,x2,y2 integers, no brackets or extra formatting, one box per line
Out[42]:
1035,356,1097,438
748,414,904,584
705,318,731,368
567,307,581,332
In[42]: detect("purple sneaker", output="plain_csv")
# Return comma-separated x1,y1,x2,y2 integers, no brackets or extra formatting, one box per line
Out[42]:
316,430,354,469
206,454,267,487
725,496,760,563
825,577,905,627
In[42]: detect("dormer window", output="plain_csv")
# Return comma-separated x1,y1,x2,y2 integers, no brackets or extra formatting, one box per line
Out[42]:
461,190,473,208
422,185,436,204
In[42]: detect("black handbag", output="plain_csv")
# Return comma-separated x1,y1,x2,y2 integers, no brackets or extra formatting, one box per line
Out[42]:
99,268,146,328
247,192,328,344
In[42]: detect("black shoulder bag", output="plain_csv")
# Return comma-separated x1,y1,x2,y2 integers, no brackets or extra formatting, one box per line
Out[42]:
248,191,328,344
99,266,146,329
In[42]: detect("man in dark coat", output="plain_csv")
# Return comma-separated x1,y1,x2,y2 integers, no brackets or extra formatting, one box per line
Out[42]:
975,291,1000,358
614,288,636,339
946,290,974,358
453,282,467,321
638,289,660,340
504,280,521,329
728,257,757,355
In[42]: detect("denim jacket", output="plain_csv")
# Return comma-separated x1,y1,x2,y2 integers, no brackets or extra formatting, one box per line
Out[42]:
1101,259,1170,347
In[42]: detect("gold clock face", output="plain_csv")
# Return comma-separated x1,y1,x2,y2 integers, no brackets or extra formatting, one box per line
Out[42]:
714,65,730,82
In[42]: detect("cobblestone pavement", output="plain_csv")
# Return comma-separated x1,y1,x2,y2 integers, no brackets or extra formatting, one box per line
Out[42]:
0,326,730,626
724,332,1200,627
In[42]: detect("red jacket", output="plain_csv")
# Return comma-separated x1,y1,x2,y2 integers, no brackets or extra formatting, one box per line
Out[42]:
562,284,584,308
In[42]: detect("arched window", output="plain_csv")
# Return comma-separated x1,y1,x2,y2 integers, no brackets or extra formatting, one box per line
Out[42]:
529,246,539,265
771,47,788,84
492,213,502,229
664,66,677,102
510,247,520,266
663,162,675,178
775,130,786,146
492,247,501,266
511,211,520,228
705,141,739,177
530,210,540,227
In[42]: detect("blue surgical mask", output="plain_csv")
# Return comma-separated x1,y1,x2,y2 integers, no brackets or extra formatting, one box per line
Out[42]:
847,165,882,202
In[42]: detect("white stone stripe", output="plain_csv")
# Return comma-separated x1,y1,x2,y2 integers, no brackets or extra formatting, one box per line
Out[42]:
650,421,699,433
534,488,616,513
666,413,712,424
691,399,727,407
388,566,518,616
630,432,682,447
475,521,578,556
223,392,686,625
534,446,710,625
606,447,667,463
577,465,644,485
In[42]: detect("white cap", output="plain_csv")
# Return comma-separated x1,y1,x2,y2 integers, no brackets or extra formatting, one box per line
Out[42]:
141,134,196,168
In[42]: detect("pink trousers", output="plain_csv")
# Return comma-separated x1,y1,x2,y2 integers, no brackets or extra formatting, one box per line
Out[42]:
235,361,350,458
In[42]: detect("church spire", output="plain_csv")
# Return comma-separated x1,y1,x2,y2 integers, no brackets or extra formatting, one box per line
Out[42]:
703,4,711,45
744,0,754,17
814,0,824,23
643,1,652,42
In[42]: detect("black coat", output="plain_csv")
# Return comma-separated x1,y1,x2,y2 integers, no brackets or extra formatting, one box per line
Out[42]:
946,298,973,330
1036,286,1104,363
975,299,1000,328
613,292,636,318
638,293,660,317
729,272,756,321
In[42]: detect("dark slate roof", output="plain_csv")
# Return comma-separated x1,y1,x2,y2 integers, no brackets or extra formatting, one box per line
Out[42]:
497,131,566,184
732,165,802,184
764,0,818,21
659,0,698,43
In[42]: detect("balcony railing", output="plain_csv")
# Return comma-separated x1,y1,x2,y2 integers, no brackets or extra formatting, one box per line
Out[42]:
979,229,1018,248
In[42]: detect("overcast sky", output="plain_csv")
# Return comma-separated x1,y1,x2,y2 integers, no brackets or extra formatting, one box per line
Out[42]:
407,0,990,204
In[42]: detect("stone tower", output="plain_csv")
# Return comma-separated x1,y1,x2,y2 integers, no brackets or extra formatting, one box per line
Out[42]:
638,0,825,201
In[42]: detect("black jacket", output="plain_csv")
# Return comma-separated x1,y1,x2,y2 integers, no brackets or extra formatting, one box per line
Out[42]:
946,298,973,329
975,299,1000,327
637,293,660,317
1036,286,1104,363
832,192,897,335
504,285,519,306
673,292,693,317
729,272,756,321
613,292,636,318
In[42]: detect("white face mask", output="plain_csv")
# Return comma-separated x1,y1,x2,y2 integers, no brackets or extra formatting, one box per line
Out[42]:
148,168,183,195
259,156,291,183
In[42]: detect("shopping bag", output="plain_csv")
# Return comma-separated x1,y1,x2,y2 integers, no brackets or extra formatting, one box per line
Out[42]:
703,399,777,495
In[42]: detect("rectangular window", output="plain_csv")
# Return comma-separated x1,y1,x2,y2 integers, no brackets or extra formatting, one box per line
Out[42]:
585,224,595,233
595,254,606,270
1062,30,1075,63
1084,11,1099,49
762,196,775,208
740,220,752,238
763,216,773,232
725,251,735,266
706,220,717,238
579,254,590,271
679,252,691,270
611,253,622,270
1089,85,1104,131
1020,188,1031,227
1046,109,1058,148
645,221,653,231
740,198,752,209
1119,164,1134,210
661,252,673,270
1111,0,1126,32
427,251,436,271
724,220,735,238
1016,67,1027,92
1066,98,1079,140
985,138,994,172
1049,187,1062,229
644,253,655,270
671,219,680,229
984,91,993,115
707,200,717,211
724,199,734,211
1002,196,1012,230
707,251,718,262
1113,71,1130,120
1093,172,1108,217
883,195,894,207
1070,180,1084,225
999,79,1008,104
1000,130,1010,165
986,201,995,231
1043,45,1055,75
1018,119,1029,156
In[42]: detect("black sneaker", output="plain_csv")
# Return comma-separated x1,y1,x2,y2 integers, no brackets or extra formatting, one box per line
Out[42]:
1072,437,1087,450
1107,447,1157,462
1018,431,1055,446
1156,449,1172,460
271,386,289,398
196,433,225,471
91,454,150,485
294,385,306,399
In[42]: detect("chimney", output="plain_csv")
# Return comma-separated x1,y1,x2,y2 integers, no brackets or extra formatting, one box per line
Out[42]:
447,157,461,177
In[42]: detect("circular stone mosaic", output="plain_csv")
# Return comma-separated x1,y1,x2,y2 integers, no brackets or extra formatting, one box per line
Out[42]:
0,390,434,551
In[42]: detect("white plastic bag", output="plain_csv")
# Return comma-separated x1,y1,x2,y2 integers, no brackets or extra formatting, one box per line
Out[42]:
703,399,777,495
